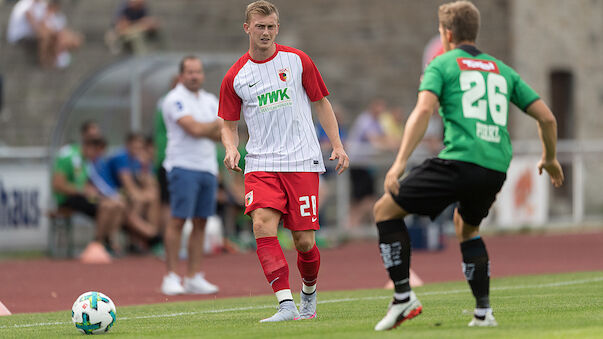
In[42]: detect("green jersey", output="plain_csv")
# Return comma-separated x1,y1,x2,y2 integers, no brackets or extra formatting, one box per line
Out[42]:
419,45,540,172
53,144,88,205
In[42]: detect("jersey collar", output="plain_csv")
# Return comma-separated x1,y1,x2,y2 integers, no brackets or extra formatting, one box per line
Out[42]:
247,44,280,64
457,44,482,57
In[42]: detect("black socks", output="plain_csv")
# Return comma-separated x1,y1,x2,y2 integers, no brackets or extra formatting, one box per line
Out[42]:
377,219,411,294
461,236,490,308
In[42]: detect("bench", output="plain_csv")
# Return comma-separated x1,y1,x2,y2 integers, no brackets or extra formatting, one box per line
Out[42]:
47,207,75,258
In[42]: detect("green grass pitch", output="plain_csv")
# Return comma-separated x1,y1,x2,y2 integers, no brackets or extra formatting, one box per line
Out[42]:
1,271,601,338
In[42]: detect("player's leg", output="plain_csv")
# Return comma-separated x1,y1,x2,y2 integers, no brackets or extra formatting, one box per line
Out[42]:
373,194,422,331
291,229,319,320
252,207,299,322
455,209,497,327
280,172,321,320
244,171,296,322
373,158,459,331
455,162,506,327
184,171,219,294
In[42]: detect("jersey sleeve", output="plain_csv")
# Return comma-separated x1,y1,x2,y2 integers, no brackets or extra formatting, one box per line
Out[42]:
110,153,129,174
299,51,329,102
418,60,444,97
53,154,71,175
163,95,189,122
509,70,540,112
218,70,242,121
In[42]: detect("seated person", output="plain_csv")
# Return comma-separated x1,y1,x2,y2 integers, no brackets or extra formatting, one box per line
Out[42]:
6,0,53,66
104,0,160,54
106,132,160,251
43,0,83,68
52,134,125,257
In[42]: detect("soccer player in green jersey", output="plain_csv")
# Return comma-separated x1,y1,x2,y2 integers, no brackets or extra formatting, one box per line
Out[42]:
373,0,564,331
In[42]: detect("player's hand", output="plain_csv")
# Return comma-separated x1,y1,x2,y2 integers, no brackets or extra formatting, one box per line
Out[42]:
330,146,349,175
224,148,242,172
538,158,564,188
384,163,406,196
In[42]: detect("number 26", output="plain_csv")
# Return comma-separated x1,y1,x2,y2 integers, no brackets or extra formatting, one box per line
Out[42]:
460,71,508,126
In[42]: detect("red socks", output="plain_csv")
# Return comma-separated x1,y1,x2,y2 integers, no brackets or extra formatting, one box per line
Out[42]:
256,237,290,293
256,237,321,294
297,244,320,287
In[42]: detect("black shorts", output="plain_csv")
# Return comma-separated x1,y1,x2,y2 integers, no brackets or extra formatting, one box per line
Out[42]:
391,158,506,226
60,194,98,218
157,166,170,204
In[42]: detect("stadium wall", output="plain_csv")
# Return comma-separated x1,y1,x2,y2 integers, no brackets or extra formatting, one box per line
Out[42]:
0,0,509,146
510,0,603,215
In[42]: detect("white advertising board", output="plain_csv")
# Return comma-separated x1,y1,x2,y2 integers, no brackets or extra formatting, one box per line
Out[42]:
0,163,50,251
495,157,549,229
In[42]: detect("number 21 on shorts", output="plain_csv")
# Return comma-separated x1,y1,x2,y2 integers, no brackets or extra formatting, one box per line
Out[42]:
299,195,317,221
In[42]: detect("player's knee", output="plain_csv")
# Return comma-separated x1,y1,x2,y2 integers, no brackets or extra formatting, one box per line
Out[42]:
373,195,404,222
252,221,275,238
294,238,314,252
373,197,384,219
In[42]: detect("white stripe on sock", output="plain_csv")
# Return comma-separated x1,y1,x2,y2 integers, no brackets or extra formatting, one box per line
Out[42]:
275,289,293,303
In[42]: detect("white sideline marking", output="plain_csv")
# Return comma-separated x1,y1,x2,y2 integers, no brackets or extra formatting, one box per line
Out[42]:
2,276,601,329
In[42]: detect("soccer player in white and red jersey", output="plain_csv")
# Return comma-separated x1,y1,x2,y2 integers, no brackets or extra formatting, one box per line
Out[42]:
219,0,349,323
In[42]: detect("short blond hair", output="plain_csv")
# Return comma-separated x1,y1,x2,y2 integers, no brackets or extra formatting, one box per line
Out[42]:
245,0,279,24
438,0,480,44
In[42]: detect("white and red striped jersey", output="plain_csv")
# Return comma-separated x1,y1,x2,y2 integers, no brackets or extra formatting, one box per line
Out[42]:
219,44,327,174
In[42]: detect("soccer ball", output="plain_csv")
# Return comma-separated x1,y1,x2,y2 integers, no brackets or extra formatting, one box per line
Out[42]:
71,291,116,334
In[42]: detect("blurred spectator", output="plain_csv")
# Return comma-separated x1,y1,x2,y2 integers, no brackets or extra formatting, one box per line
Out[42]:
346,98,397,228
43,0,83,68
153,75,179,233
7,0,81,68
85,136,126,255
7,0,51,65
379,105,406,145
104,0,160,55
106,132,161,252
52,121,125,260
160,56,221,295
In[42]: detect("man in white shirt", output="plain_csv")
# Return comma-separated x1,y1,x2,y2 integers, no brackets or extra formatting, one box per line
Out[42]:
219,0,349,322
160,56,222,296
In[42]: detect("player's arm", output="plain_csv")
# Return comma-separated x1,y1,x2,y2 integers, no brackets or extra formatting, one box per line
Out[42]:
313,97,349,174
384,90,438,195
221,119,241,172
177,116,222,141
524,99,564,187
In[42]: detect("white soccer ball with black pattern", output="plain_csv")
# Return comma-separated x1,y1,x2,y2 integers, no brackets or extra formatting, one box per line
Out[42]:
71,291,116,334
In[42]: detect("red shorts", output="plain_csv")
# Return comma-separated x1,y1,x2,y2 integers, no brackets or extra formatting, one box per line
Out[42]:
244,172,320,231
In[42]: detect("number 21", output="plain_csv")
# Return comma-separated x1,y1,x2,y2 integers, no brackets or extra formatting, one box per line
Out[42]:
299,195,317,217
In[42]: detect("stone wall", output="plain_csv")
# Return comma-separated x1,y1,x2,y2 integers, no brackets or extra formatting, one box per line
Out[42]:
509,0,603,215
510,0,603,140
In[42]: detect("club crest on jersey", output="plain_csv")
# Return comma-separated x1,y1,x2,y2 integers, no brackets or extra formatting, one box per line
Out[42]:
457,58,499,73
245,191,253,207
278,68,289,82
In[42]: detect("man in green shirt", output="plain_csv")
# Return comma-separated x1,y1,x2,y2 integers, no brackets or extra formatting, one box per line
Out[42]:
52,121,125,256
372,0,564,331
